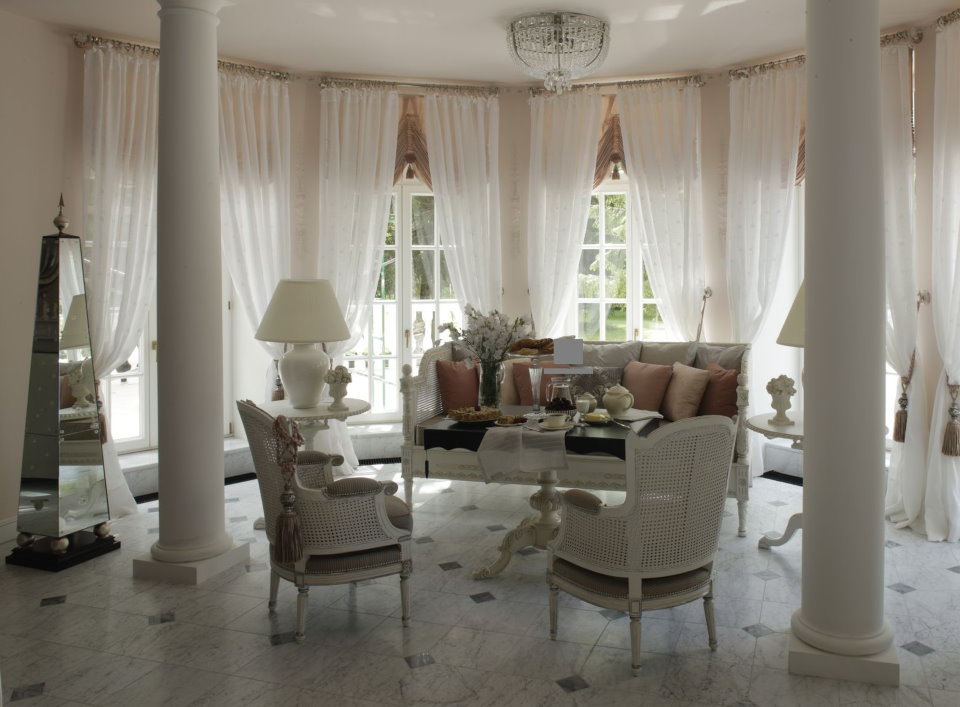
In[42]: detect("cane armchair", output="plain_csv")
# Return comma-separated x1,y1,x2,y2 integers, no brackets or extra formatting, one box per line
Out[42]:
547,415,736,675
237,400,413,643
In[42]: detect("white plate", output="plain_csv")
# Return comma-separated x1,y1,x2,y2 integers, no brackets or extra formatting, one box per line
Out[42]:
494,420,525,427
538,419,574,432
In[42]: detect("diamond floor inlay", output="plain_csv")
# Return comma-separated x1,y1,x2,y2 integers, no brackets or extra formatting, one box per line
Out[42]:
1,462,955,706
39,595,66,606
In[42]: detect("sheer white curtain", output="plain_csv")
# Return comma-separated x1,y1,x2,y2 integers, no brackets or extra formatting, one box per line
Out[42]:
219,71,291,365
313,85,399,472
726,64,805,342
618,81,705,340
881,44,928,532
423,92,501,312
925,23,960,542
82,45,160,516
527,89,603,337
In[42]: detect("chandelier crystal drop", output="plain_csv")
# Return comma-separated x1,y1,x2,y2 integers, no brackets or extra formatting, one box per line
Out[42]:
507,12,610,95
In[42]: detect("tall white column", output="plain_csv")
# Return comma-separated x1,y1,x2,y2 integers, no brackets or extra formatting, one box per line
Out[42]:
134,0,249,583
789,0,897,684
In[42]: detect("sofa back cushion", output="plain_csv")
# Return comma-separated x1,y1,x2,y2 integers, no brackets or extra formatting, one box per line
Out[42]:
661,362,711,421
640,342,697,367
622,361,673,411
698,362,739,417
582,341,642,367
694,343,747,373
436,359,479,413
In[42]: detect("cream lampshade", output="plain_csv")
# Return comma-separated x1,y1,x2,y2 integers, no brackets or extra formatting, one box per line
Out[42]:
777,280,805,348
255,279,351,409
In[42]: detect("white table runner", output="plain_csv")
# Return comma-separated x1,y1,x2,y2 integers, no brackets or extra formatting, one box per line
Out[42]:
477,422,569,481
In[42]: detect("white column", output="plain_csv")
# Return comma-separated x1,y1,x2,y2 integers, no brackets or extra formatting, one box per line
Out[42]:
134,0,248,583
789,0,897,684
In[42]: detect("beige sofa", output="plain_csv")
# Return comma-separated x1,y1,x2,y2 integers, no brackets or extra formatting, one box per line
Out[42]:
400,340,752,536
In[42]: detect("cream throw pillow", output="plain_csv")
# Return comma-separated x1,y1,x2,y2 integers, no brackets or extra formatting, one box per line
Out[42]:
661,362,710,421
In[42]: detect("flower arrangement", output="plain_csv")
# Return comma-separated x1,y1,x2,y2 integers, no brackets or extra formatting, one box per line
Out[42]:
324,365,352,385
440,305,530,365
766,375,796,397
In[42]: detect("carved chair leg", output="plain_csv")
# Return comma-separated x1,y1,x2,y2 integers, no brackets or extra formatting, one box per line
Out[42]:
268,570,280,611
703,584,718,652
400,574,411,627
404,477,414,507
295,586,309,643
548,581,559,640
629,600,642,676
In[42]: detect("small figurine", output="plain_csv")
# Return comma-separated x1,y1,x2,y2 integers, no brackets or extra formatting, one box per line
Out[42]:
325,365,352,411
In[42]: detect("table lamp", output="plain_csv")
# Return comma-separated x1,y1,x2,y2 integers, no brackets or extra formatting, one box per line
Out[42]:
769,281,804,426
255,279,351,409
60,294,95,409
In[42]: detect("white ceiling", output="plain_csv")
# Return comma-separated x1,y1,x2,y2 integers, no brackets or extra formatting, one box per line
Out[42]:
1,0,956,83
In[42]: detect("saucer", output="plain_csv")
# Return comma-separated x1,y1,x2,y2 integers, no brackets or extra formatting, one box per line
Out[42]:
538,419,574,432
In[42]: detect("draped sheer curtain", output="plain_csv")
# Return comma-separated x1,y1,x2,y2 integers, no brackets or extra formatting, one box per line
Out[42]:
423,92,502,312
219,71,291,371
925,23,960,542
313,85,399,471
527,90,603,337
725,64,805,342
82,45,160,516
618,81,705,340
880,44,928,533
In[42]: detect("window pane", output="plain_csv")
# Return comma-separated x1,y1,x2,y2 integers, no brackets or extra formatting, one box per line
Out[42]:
346,358,369,403
411,195,435,245
347,327,370,357
411,250,434,300
642,303,667,340
584,195,600,245
578,249,600,298
605,193,626,244
605,248,627,299
385,197,396,246
376,248,396,300
437,305,463,343
579,303,601,340
371,358,399,413
605,303,628,342
372,303,397,357
642,263,654,299
439,252,455,300
108,376,142,441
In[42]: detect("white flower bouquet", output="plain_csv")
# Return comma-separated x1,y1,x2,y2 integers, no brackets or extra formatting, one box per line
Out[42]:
324,365,352,385
440,305,530,365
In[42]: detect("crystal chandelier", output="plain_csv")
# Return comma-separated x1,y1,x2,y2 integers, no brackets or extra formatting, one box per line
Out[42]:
507,12,610,95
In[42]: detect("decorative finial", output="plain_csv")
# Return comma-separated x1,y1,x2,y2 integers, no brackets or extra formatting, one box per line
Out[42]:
53,195,68,234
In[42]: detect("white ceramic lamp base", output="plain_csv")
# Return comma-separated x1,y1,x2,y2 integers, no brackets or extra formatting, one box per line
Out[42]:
279,343,330,409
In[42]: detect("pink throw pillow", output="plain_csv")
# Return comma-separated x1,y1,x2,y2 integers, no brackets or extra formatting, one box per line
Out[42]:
698,362,739,417
621,361,673,411
661,362,710,421
436,359,479,413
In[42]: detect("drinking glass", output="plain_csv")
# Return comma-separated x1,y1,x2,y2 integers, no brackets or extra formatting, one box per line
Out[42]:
575,396,592,427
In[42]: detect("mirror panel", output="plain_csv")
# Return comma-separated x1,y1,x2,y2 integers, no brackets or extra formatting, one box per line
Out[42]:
18,235,109,539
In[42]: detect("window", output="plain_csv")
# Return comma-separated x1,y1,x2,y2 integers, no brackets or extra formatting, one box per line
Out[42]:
574,186,667,341
344,182,463,419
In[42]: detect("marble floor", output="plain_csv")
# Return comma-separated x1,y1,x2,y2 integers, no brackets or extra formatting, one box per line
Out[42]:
2,465,960,706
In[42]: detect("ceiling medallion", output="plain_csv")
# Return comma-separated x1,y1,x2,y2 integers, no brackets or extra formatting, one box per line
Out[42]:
507,12,610,95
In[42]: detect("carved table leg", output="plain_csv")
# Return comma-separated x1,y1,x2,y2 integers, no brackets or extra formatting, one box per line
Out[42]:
758,512,803,549
737,499,748,538
473,469,560,579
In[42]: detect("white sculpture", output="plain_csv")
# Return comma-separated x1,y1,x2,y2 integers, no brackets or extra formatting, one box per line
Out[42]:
767,375,797,426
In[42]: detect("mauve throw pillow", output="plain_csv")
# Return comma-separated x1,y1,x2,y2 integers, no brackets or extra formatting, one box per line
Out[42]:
512,362,571,406
621,361,674,411
698,362,739,417
661,362,710,421
436,359,479,412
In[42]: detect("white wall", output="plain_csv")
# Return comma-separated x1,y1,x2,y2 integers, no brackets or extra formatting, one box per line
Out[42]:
0,11,84,538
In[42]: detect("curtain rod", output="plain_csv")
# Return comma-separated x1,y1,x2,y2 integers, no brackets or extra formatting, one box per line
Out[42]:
728,54,805,79
528,73,704,96
938,8,960,27
72,34,293,81
317,75,499,96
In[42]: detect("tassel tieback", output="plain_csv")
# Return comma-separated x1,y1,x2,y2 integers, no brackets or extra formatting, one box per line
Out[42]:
273,415,305,563
943,378,960,457
893,352,916,444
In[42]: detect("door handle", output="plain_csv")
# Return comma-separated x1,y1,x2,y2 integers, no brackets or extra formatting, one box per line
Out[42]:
404,329,410,348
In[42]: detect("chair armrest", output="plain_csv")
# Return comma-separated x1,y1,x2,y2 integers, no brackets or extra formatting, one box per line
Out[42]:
563,489,604,514
296,451,342,489
551,495,629,574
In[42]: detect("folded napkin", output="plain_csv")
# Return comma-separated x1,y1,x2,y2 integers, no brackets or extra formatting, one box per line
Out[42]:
612,408,663,422
477,424,569,482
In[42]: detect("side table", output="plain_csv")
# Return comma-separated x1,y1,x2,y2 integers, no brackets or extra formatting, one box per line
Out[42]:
252,398,370,529
745,412,804,549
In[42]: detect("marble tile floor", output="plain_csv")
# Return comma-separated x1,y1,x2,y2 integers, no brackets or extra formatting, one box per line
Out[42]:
2,464,960,706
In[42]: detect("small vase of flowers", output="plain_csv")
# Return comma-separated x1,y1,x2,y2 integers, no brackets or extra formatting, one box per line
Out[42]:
440,305,530,408
325,365,352,411
767,374,797,426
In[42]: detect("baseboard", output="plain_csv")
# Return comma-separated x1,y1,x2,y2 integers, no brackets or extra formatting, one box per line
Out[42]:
761,471,804,487
1,515,17,544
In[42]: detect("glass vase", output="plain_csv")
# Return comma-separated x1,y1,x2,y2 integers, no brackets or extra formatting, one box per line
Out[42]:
478,360,504,408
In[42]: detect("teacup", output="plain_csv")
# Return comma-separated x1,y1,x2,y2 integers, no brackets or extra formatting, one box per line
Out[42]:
543,412,569,428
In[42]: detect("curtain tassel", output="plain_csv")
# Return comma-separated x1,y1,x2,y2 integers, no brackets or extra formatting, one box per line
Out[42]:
943,380,960,457
893,393,908,443
273,486,303,564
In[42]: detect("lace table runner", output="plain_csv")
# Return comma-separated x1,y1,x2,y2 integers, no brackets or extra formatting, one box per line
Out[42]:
476,422,569,481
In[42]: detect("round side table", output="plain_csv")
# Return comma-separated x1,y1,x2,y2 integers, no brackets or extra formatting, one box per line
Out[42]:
746,412,804,549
